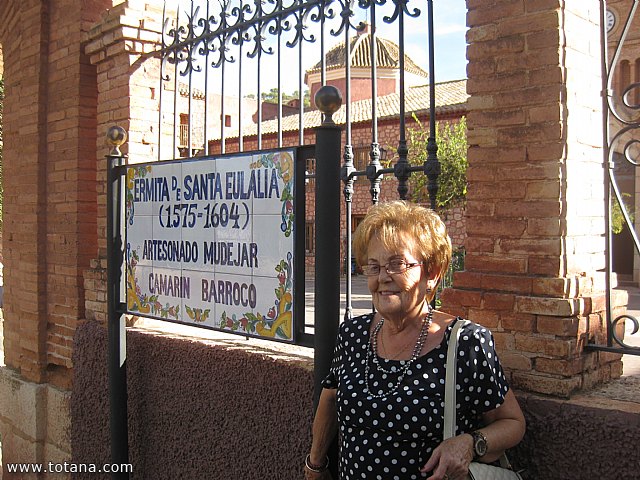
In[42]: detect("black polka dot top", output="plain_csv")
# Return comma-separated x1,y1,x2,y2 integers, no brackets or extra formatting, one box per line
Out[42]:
322,314,509,480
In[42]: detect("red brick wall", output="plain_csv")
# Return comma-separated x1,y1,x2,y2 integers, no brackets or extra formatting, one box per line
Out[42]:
84,0,164,323
0,0,105,386
440,0,623,397
310,76,397,105
208,111,467,274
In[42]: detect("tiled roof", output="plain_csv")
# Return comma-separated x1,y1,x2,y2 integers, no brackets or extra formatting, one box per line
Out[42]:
213,79,468,140
307,33,428,78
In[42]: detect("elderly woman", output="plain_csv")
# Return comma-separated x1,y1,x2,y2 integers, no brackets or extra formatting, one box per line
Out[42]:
305,201,525,480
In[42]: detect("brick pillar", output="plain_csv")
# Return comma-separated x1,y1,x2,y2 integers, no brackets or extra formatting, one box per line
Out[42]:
84,0,163,323
441,0,626,398
0,0,109,472
0,0,104,385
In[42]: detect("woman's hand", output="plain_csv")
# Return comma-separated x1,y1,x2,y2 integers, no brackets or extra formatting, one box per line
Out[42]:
420,433,473,480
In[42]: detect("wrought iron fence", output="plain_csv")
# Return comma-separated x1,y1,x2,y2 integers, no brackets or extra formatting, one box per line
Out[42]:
158,0,442,326
590,0,640,356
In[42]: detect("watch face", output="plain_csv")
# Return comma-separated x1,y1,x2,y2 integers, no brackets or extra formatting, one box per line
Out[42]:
473,432,488,457
607,9,616,33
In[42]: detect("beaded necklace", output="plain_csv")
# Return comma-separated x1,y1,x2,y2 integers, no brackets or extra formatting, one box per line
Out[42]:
364,308,434,398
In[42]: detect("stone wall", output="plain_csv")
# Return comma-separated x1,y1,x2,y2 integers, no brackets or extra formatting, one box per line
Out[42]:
69,320,640,480
71,321,314,480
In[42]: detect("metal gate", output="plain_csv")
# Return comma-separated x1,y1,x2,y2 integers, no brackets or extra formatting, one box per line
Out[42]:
154,0,442,377
589,0,640,357
106,1,442,476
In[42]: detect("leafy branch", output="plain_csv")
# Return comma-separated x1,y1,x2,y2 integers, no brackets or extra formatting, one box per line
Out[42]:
404,115,468,210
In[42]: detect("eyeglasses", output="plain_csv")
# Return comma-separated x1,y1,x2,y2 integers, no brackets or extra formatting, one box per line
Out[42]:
362,260,423,276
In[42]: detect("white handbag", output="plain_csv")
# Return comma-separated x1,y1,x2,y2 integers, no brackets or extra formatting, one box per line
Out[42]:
444,320,524,480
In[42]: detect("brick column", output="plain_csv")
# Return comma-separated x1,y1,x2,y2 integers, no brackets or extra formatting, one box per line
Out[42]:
0,0,105,385
441,1,626,397
84,0,163,323
0,0,109,471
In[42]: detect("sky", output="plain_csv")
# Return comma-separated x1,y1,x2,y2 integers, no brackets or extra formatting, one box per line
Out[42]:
168,0,468,95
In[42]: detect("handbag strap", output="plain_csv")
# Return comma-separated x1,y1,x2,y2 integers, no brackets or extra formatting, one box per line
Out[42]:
443,318,515,471
444,318,468,440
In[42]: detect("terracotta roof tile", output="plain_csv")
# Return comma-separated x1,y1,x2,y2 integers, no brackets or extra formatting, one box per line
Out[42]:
214,79,467,140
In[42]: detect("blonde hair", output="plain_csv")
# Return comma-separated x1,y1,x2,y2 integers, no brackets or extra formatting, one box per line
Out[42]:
353,200,452,279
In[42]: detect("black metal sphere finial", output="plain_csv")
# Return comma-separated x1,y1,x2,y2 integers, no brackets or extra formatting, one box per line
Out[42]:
315,85,343,125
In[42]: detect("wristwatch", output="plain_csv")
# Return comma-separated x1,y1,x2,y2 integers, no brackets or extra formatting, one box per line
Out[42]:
471,430,488,459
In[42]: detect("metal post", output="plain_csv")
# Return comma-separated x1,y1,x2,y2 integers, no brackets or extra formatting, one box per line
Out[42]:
313,86,343,406
106,126,130,479
425,0,440,210
313,85,342,480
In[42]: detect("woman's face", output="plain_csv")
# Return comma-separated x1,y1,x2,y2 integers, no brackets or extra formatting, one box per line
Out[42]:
366,233,430,322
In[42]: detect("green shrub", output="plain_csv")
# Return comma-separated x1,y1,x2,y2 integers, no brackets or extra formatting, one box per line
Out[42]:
406,115,468,210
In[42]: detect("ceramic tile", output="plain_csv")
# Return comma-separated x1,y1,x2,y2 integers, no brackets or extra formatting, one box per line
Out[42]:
126,264,181,323
180,203,217,275
125,164,154,219
249,274,294,342
180,156,220,204
252,214,294,278
150,218,184,271
127,214,154,268
126,263,152,317
182,270,216,327
250,150,295,218
146,265,185,322
151,161,183,223
214,154,254,205
212,216,254,276
211,271,259,337
173,157,220,275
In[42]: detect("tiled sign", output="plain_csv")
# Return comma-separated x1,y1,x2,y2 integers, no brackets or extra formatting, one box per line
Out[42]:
125,150,295,341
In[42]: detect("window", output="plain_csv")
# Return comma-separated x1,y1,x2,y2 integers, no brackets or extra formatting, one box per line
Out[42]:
352,215,365,233
305,158,316,186
353,146,370,184
305,222,315,253
179,114,189,147
351,146,387,184
224,114,231,127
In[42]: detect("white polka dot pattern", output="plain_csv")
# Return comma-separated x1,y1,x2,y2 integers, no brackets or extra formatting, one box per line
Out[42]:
321,314,509,479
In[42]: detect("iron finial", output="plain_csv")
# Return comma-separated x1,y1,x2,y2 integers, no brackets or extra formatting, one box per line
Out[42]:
315,86,343,125
106,126,128,156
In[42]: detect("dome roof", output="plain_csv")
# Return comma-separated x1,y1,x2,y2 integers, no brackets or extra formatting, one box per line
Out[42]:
307,32,428,78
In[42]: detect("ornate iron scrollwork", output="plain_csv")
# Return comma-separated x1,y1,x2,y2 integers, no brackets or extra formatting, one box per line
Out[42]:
160,0,421,79
596,0,640,356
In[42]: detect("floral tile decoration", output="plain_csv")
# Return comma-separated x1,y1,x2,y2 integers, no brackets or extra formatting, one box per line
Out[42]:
125,149,296,341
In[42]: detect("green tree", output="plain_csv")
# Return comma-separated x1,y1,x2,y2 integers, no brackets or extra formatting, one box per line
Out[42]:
612,192,634,235
406,115,468,210
246,87,310,107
